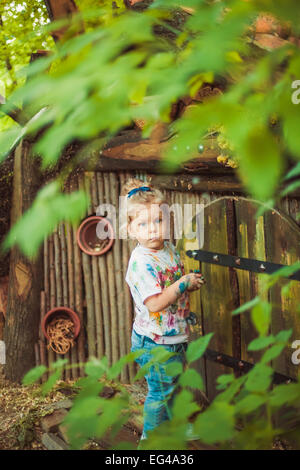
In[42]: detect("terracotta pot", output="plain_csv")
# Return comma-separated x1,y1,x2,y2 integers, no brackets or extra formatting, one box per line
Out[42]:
255,14,278,34
41,307,81,341
254,14,291,39
76,216,114,256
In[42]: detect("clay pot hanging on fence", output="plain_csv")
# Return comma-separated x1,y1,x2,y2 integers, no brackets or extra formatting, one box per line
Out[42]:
76,216,114,256
41,307,81,355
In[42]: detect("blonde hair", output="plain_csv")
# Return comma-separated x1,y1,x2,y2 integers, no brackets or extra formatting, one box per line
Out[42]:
120,177,168,233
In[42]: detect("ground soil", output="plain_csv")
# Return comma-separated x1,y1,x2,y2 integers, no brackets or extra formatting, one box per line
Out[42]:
0,364,146,450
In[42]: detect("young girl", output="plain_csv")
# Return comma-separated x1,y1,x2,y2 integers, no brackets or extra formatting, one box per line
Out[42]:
122,178,203,441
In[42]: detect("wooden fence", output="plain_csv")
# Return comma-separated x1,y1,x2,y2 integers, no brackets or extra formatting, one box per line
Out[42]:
36,170,300,401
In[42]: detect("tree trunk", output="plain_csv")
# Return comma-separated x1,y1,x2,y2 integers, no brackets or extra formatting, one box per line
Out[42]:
4,140,43,383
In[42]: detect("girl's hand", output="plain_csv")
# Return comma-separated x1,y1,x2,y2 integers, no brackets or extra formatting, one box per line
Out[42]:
179,273,205,293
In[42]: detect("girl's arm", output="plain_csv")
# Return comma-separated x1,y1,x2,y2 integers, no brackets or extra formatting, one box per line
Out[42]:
144,273,203,312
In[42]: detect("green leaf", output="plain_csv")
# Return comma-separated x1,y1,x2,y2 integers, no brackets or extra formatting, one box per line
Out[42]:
94,398,128,441
283,100,300,158
42,368,62,396
235,394,267,414
179,368,204,390
281,281,294,298
284,162,300,181
280,180,300,198
269,261,300,281
232,297,260,315
251,301,271,336
194,402,235,444
107,350,145,380
186,332,213,364
150,347,175,363
85,357,108,379
22,365,47,385
214,375,247,403
245,364,273,393
260,343,286,364
74,377,104,399
248,335,275,351
226,50,243,63
269,383,300,407
0,126,26,163
2,181,88,258
165,361,184,377
50,358,68,369
63,396,104,449
133,362,152,382
172,390,200,421
237,127,282,201
275,329,292,343
216,373,235,390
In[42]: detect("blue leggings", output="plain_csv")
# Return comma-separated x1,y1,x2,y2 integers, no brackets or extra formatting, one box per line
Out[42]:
130,328,187,439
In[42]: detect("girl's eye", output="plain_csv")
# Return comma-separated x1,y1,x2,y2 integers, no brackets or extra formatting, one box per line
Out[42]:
155,218,162,224
139,222,146,227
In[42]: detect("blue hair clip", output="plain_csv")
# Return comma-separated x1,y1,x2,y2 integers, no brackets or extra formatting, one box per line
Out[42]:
127,186,152,198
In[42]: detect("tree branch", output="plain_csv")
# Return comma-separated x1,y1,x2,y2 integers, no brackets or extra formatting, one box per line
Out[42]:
43,0,83,42
0,95,28,126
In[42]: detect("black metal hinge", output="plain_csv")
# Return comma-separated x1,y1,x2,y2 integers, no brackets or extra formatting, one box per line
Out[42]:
186,249,300,281
204,348,296,385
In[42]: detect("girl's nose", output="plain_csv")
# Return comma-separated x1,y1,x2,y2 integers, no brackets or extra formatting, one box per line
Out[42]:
149,222,156,232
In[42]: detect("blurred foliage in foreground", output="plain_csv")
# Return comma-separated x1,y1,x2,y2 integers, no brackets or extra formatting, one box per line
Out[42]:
1,0,300,256
23,292,300,450
0,0,53,128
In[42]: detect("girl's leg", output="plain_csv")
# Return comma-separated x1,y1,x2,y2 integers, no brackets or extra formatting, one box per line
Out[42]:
130,329,187,440
142,343,187,439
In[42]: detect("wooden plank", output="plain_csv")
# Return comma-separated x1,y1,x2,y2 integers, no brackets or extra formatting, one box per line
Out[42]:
72,175,85,376
264,199,300,379
190,196,234,401
288,197,300,226
81,244,96,360
176,189,209,406
103,172,119,365
39,291,47,381
119,171,136,382
43,238,50,311
151,174,242,193
48,234,57,366
65,218,78,379
109,171,129,382
80,173,96,359
225,198,241,375
96,172,112,366
58,222,70,380
100,134,219,163
64,175,79,378
235,198,264,365
89,172,104,359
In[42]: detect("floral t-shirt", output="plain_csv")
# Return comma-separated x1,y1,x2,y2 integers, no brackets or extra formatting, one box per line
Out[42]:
125,240,190,344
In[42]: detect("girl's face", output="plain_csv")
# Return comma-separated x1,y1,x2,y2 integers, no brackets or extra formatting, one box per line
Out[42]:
128,203,168,250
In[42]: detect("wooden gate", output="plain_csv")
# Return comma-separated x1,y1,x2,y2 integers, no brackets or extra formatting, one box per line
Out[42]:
178,196,300,401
